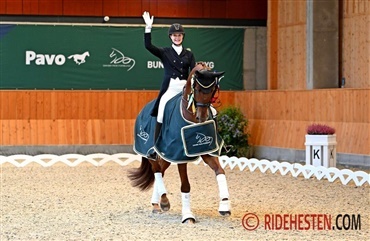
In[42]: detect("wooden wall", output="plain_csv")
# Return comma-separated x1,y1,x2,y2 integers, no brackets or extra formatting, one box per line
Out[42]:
1,89,369,155
277,0,306,90
236,89,370,156
267,0,307,90
267,0,370,90
341,0,370,88
0,0,267,20
1,1,369,157
0,91,157,145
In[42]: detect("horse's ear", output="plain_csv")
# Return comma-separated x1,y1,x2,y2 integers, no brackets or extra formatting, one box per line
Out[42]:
213,71,225,79
212,71,225,85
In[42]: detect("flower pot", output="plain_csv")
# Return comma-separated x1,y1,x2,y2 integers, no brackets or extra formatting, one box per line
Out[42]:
305,134,337,167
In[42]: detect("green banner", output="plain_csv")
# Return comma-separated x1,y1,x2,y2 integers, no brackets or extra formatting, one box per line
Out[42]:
0,24,243,90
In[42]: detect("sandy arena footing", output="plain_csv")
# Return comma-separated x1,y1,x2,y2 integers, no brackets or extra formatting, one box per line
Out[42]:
1,161,369,240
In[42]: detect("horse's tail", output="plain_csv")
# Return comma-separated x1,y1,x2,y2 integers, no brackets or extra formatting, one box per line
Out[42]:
67,55,74,59
127,157,154,191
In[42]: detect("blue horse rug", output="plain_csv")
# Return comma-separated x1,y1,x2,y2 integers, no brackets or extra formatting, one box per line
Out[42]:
133,93,224,163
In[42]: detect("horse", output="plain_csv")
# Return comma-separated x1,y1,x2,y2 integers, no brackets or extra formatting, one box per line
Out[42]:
68,51,90,65
128,63,231,224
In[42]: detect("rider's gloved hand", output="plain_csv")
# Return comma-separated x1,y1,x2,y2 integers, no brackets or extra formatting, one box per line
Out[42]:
142,11,154,33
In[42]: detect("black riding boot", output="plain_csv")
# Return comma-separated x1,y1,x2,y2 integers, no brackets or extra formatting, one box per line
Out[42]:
149,122,162,160
154,122,162,143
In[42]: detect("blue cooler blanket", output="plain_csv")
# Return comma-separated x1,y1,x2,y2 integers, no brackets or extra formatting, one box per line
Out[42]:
134,93,224,163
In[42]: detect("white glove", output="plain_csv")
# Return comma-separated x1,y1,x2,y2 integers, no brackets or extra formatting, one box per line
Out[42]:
142,11,154,32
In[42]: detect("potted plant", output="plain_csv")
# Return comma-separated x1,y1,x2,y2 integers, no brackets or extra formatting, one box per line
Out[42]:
216,106,251,158
305,123,337,167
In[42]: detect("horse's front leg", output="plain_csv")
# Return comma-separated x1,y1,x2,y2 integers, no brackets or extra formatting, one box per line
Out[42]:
202,155,231,216
178,163,196,223
149,159,171,213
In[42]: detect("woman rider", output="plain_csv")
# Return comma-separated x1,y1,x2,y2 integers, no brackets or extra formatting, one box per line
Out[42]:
142,11,196,159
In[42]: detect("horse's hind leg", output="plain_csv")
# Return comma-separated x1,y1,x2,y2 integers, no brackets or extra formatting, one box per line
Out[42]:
159,159,171,211
150,178,161,213
149,159,171,212
178,163,196,223
202,155,231,216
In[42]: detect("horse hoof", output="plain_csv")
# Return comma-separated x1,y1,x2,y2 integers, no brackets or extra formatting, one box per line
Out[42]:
182,218,196,224
182,212,196,224
152,204,162,214
160,201,170,211
152,208,162,214
218,200,231,216
219,210,231,216
160,196,170,211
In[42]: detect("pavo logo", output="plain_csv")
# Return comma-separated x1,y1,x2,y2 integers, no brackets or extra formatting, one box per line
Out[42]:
67,51,90,65
25,50,90,65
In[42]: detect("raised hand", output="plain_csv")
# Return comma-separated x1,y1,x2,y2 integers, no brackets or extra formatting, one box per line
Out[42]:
142,11,154,29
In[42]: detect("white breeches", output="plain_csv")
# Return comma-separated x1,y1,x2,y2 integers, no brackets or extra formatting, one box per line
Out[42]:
157,78,187,123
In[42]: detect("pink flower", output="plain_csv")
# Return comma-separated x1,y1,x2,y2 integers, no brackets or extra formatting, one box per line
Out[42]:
307,124,335,135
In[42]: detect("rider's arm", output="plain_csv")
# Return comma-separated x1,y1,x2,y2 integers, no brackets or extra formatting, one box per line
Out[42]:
144,32,163,58
143,11,163,58
189,52,196,71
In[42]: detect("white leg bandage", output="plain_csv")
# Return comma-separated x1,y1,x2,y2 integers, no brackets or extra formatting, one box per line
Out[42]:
181,192,191,214
150,180,159,204
181,192,196,222
216,174,229,200
154,172,167,197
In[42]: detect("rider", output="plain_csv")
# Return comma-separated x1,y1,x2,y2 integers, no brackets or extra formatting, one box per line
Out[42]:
142,11,196,158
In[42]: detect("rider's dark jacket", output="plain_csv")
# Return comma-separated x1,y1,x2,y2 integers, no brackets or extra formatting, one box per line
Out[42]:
144,32,196,117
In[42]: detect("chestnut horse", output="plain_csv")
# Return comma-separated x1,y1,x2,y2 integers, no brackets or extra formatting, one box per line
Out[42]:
129,64,231,223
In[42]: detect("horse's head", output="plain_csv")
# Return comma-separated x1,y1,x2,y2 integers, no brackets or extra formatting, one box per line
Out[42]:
184,68,224,123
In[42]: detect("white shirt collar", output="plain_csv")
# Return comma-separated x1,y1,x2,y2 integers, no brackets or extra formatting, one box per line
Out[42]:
172,44,183,55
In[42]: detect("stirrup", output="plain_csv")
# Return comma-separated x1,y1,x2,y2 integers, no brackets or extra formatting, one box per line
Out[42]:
148,152,158,160
146,148,158,160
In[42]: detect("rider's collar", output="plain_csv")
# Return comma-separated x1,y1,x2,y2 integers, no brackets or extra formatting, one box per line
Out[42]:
172,44,183,55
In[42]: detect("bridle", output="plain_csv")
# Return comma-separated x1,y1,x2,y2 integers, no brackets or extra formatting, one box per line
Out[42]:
182,72,221,118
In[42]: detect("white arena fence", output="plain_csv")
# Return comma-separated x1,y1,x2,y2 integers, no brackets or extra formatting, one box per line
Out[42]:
0,153,368,187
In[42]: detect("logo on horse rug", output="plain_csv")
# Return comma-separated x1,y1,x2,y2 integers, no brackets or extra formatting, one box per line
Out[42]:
133,99,157,157
181,120,220,157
